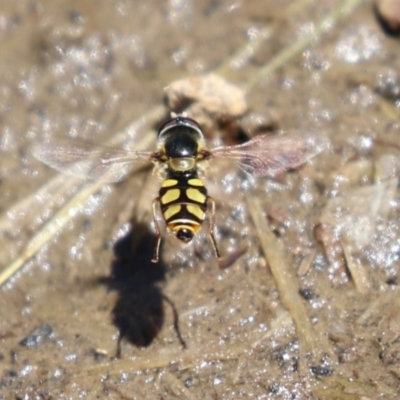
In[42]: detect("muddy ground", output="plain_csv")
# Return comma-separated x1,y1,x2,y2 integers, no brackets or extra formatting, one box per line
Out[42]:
1,0,400,398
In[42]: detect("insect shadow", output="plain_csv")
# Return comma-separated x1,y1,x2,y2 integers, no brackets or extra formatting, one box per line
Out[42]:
97,218,186,356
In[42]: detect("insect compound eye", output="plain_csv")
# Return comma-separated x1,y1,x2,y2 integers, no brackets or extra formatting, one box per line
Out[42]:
176,228,194,243
158,116,203,139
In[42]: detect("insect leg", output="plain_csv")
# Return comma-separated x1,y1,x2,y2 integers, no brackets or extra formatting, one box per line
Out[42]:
151,198,162,263
207,196,221,259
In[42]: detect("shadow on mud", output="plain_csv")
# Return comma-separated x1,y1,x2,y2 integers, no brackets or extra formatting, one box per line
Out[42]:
97,220,185,356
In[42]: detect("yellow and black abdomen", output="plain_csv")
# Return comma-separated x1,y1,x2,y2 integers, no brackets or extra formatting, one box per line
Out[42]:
158,174,208,242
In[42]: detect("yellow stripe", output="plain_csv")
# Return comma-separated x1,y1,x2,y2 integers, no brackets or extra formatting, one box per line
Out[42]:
187,205,205,221
161,179,178,188
163,205,181,220
170,223,201,234
168,219,201,226
186,188,206,203
161,189,180,204
188,178,204,187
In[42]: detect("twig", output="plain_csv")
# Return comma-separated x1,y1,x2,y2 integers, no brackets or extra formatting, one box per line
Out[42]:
243,0,368,94
245,194,335,372
217,0,318,76
341,240,371,294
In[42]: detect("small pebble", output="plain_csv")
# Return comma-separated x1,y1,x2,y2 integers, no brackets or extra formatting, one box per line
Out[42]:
20,324,53,348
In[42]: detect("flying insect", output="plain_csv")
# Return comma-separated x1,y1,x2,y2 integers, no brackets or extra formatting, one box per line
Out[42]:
33,116,324,262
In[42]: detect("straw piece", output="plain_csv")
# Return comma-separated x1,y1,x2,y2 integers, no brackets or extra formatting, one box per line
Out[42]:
243,0,367,93
341,240,371,294
245,194,335,372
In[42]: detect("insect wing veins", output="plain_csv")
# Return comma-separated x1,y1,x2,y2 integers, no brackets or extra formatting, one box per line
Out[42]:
209,132,327,177
32,139,153,183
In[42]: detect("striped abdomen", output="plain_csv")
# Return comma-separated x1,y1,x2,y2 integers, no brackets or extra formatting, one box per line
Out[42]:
159,175,207,242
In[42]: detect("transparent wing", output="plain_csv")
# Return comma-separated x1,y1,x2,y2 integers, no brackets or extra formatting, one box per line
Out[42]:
209,132,327,177
32,138,153,183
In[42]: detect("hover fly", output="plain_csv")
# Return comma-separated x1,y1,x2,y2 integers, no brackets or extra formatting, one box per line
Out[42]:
33,116,324,262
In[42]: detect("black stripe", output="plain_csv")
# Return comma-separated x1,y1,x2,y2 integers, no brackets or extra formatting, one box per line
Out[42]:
166,204,205,224
159,174,207,208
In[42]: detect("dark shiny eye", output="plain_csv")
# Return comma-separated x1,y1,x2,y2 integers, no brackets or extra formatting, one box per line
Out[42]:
164,133,198,159
176,228,194,243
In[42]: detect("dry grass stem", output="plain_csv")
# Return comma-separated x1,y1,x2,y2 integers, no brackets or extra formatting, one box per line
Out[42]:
297,249,317,276
245,194,335,371
314,375,399,398
243,0,368,93
341,240,371,294
217,0,321,77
